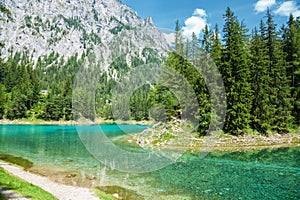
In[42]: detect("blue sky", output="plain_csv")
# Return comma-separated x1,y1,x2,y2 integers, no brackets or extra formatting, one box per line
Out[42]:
121,0,300,41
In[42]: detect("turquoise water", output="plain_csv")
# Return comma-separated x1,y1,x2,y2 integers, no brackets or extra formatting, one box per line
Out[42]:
0,125,299,199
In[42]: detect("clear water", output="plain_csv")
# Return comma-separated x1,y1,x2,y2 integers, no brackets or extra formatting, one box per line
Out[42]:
0,125,299,200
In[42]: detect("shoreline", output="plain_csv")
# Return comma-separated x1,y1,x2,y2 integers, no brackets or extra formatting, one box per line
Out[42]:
1,119,299,151
132,131,300,152
0,161,99,200
195,132,300,151
132,119,300,152
0,119,154,126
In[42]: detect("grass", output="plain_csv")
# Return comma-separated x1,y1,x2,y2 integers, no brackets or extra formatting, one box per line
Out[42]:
0,167,57,200
93,189,117,200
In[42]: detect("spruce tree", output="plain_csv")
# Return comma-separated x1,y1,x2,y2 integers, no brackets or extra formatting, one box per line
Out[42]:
210,24,222,68
283,15,300,125
191,32,199,64
202,24,212,53
265,9,293,133
175,20,184,56
221,7,252,135
249,27,272,133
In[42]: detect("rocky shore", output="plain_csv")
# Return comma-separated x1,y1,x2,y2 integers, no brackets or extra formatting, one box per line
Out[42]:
133,119,300,151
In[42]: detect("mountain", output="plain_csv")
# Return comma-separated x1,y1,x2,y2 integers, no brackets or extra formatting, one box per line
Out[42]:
0,0,168,68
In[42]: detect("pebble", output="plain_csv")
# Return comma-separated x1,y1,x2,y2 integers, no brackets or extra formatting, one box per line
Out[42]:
204,189,213,193
113,193,119,199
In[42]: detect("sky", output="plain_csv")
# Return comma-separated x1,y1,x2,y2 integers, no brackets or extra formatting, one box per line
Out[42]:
121,0,300,43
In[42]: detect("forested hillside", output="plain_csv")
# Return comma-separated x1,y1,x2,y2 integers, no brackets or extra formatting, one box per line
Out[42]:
0,6,299,136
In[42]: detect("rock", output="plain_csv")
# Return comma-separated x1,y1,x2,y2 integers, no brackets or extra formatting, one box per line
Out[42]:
204,189,213,193
62,159,73,163
65,173,77,178
1,0,168,68
86,175,96,180
113,193,119,199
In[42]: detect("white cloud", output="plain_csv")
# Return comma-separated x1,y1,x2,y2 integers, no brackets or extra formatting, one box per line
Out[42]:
274,1,300,17
254,0,276,12
163,32,175,46
193,8,207,17
182,8,208,39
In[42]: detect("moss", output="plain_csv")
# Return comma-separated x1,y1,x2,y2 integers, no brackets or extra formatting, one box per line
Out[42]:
96,186,143,200
0,153,33,169
93,189,117,200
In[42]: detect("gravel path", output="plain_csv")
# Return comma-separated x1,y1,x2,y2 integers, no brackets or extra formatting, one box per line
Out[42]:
0,162,99,200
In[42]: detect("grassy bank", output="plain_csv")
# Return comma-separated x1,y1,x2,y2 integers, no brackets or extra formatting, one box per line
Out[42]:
0,167,57,200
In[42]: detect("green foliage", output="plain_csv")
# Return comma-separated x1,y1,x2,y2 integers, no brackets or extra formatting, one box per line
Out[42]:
221,7,253,135
264,9,293,133
142,48,161,64
0,83,6,118
283,15,300,124
0,167,57,200
60,15,83,30
0,6,298,137
110,55,129,73
0,4,12,22
130,84,151,120
149,84,179,121
109,16,133,35
93,189,117,200
25,15,32,28
175,20,184,55
249,27,272,134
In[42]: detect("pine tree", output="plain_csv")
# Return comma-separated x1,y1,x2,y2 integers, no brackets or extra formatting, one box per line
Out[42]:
249,27,272,133
191,32,199,64
175,20,184,56
0,83,6,118
221,7,252,135
265,9,293,133
201,24,212,53
283,15,300,124
210,24,222,68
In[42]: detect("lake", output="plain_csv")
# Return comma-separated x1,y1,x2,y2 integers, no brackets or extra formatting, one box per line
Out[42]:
0,124,299,199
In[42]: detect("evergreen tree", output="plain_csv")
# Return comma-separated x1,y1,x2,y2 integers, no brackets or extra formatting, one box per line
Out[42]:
265,9,293,132
249,27,272,133
283,15,300,124
175,20,184,56
191,32,199,64
201,24,212,53
210,24,222,68
221,7,252,135
0,83,6,118
164,51,210,134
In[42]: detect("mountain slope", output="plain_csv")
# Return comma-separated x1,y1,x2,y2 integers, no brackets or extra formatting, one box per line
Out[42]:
0,0,168,67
